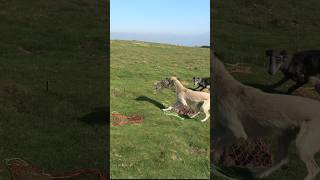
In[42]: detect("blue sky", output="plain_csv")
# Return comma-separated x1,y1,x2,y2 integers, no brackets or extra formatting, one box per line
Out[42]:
110,0,210,46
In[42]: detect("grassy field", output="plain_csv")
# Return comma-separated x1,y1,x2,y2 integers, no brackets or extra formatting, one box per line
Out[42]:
110,40,210,179
0,0,108,178
212,0,320,179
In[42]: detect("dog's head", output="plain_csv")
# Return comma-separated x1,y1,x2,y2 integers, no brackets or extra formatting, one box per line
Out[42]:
193,77,201,85
265,49,288,75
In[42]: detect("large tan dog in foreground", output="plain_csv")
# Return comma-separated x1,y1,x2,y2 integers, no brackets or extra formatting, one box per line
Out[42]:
212,51,320,180
162,77,210,122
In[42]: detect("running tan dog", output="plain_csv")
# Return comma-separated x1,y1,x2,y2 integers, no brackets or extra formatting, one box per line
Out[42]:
212,51,320,180
162,77,210,122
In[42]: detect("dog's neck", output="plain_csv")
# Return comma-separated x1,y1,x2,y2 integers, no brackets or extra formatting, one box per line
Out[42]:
212,55,242,97
172,79,186,93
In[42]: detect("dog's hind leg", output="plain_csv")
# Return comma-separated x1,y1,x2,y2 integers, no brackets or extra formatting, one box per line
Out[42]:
255,129,297,178
201,112,210,122
189,102,202,118
200,100,210,122
295,121,320,180
190,112,200,118
297,144,319,180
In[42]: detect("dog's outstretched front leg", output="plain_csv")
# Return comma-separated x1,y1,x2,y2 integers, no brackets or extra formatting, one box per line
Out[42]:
193,85,201,91
179,97,188,107
269,76,290,89
219,109,248,140
199,87,205,91
162,101,181,111
162,106,173,111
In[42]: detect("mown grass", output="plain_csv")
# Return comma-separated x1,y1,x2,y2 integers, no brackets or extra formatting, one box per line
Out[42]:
110,40,210,179
0,0,108,179
212,0,320,179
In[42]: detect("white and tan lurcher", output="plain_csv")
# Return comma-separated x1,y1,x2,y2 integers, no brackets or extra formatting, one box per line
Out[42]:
212,51,320,180
162,77,210,122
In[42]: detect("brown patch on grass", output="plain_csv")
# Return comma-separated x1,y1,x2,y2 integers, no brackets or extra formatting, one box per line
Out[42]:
226,63,252,74
293,86,320,101
0,83,30,97
189,144,207,155
111,87,124,97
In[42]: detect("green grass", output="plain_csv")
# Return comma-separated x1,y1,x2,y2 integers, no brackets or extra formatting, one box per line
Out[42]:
110,40,210,179
212,0,320,179
0,0,108,179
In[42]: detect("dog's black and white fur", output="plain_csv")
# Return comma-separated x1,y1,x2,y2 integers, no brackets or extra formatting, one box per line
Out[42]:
266,49,320,94
192,77,210,91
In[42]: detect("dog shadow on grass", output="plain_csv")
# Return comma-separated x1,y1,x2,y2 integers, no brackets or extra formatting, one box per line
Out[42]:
135,95,166,109
78,106,109,125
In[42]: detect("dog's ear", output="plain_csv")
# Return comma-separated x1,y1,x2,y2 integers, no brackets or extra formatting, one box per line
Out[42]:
265,49,273,56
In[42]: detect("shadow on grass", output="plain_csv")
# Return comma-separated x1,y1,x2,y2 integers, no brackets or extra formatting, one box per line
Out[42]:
78,106,109,125
244,83,286,94
213,166,257,180
135,95,165,109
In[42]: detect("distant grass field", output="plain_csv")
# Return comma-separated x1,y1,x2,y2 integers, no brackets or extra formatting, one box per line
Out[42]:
212,0,320,179
0,0,107,179
110,40,210,179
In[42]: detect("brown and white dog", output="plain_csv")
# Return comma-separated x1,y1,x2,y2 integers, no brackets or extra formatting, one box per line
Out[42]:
162,77,210,122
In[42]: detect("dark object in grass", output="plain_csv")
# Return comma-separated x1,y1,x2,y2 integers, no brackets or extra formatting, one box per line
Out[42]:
5,158,107,180
153,78,175,93
266,49,320,94
111,113,144,126
170,103,197,117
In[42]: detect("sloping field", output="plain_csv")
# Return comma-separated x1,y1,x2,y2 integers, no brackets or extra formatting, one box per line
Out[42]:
0,0,108,178
110,40,210,179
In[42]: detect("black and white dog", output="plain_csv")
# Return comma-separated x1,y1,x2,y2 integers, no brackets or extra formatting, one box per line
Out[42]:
266,49,320,94
192,77,210,91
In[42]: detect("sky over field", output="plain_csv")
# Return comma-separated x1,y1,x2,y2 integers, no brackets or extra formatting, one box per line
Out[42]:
111,0,210,46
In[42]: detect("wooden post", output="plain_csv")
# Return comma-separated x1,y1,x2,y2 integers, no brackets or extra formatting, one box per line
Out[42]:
46,81,48,92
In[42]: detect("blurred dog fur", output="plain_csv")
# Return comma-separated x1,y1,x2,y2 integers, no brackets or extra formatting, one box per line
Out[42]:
212,51,320,180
